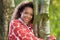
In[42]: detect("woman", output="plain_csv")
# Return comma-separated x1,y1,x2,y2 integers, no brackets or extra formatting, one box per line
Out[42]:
9,1,56,40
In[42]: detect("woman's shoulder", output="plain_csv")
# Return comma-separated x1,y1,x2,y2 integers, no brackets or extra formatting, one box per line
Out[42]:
10,19,20,23
10,19,22,28
10,19,20,25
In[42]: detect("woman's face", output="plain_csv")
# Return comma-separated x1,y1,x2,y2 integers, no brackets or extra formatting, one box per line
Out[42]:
21,7,33,24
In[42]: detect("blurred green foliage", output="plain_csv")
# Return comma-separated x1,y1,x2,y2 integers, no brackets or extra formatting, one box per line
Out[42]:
14,0,23,6
49,0,60,40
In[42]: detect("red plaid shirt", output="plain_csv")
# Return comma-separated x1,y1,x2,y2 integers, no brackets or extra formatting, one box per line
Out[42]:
9,19,43,40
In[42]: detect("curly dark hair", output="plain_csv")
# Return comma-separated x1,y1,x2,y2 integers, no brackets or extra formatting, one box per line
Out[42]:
11,1,34,23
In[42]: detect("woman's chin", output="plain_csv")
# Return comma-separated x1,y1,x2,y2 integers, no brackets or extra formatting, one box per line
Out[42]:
23,19,31,24
24,21,29,24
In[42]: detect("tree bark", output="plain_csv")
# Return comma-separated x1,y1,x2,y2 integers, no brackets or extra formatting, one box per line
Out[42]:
38,0,50,40
0,0,5,40
33,0,39,37
2,0,15,40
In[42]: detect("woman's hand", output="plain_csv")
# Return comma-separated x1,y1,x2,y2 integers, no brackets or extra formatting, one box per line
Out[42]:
49,35,56,40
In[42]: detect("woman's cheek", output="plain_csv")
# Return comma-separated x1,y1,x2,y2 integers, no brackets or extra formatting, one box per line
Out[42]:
30,16,32,20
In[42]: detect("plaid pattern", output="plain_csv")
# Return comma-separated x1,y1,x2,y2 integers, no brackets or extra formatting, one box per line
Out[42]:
9,19,43,40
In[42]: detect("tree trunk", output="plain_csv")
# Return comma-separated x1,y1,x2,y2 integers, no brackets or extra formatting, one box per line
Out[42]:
38,0,50,40
33,0,39,37
33,0,50,40
0,0,5,40
2,0,15,40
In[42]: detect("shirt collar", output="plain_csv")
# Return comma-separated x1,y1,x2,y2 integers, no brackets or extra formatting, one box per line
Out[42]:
18,18,27,26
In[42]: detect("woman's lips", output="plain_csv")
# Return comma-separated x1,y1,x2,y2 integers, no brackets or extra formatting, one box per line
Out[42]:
25,18,29,21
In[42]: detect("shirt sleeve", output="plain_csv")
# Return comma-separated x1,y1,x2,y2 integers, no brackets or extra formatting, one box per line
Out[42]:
9,20,43,40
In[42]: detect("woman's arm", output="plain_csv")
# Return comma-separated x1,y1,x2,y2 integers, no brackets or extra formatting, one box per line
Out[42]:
49,35,56,40
9,20,43,40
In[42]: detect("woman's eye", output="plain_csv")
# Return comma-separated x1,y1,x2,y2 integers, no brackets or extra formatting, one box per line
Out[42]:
25,12,33,16
25,12,28,14
30,14,33,16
